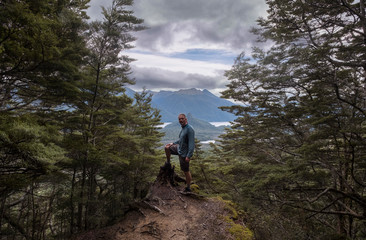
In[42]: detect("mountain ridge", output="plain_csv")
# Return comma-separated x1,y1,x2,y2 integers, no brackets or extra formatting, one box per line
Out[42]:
161,113,228,143
161,113,227,142
126,88,236,122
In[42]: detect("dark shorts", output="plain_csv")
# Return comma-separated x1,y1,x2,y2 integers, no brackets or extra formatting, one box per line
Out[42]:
168,144,190,172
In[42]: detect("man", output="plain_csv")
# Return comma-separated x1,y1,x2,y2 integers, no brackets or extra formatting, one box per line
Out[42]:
165,113,195,192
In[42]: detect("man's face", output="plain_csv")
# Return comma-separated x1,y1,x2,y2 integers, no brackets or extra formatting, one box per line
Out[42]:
178,115,187,127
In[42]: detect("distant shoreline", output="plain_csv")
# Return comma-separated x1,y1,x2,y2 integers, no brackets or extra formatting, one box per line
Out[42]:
209,122,231,127
158,121,231,128
201,140,216,144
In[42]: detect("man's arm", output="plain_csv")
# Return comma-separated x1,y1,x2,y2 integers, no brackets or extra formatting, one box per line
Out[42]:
186,127,195,159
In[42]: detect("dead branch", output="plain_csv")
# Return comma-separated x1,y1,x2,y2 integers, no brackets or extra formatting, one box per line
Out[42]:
143,201,165,215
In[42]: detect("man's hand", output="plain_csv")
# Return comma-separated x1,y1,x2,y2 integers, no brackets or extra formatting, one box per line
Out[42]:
185,157,190,162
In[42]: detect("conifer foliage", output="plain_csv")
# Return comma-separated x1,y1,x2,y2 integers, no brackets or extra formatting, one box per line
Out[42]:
0,1,162,239
219,1,366,239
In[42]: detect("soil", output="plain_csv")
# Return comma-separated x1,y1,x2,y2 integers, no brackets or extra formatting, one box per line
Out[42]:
73,164,244,240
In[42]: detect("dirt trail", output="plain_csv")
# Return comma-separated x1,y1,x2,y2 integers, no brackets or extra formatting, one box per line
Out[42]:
74,164,252,240
75,183,244,240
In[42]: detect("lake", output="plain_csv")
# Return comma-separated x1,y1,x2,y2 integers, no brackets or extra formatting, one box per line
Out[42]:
209,122,231,127
201,140,216,144
158,121,231,128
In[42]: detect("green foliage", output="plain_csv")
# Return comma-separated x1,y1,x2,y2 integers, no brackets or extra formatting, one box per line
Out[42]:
0,0,163,239
58,1,157,232
0,114,66,191
0,0,88,111
3,0,365,239
215,197,253,240
216,0,366,239
226,218,253,240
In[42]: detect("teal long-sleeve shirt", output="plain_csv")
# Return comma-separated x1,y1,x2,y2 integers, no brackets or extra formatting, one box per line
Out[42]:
174,124,195,158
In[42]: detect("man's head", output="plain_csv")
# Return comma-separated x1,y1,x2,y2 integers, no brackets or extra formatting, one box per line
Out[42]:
178,114,188,127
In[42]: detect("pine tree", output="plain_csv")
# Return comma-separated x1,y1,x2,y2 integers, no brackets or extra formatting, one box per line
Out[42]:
0,0,88,112
61,0,150,231
0,0,89,238
220,1,366,239
123,90,164,199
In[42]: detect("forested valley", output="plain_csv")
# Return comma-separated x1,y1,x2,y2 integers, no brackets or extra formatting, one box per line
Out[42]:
1,0,366,240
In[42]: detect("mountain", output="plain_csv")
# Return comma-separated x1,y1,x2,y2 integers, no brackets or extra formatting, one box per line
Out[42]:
161,113,226,142
126,88,236,122
124,87,136,98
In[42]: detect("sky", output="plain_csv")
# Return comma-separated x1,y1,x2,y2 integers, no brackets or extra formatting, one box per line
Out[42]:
87,0,269,96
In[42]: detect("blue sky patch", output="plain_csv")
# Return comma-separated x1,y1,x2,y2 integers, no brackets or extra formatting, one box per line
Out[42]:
170,49,237,65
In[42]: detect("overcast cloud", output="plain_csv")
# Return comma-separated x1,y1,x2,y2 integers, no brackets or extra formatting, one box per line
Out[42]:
88,0,269,95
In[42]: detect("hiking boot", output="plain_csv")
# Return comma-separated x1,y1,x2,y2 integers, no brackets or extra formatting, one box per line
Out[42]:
184,187,191,192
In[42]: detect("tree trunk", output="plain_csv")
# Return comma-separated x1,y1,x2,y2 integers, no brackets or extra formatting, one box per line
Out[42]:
156,162,185,186
77,166,86,230
70,168,76,234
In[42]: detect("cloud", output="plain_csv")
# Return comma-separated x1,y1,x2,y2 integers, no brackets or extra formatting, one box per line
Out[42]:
128,52,230,75
132,0,268,54
127,53,230,93
87,0,110,20
88,0,268,54
88,0,268,95
129,67,225,89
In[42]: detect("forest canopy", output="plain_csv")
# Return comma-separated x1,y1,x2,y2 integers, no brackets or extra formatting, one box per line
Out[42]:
216,0,366,239
1,0,366,240
0,0,163,238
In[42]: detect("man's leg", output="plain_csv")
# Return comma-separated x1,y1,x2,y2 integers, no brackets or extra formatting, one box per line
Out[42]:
179,155,192,191
165,144,179,163
184,171,192,191
164,144,172,163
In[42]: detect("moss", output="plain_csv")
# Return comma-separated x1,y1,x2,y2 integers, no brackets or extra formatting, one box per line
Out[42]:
190,183,200,193
227,219,254,240
214,196,239,219
215,197,254,240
